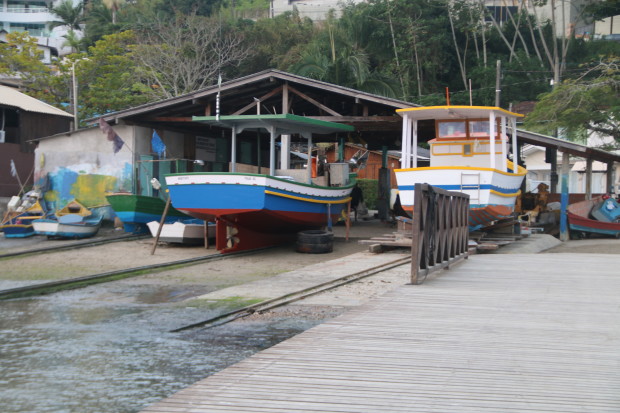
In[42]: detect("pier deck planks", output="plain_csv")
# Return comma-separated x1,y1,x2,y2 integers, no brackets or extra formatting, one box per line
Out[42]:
142,253,620,412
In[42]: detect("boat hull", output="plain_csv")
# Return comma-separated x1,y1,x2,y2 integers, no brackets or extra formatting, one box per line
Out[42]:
567,197,620,238
395,166,525,230
106,193,191,233
147,220,215,245
165,173,353,252
2,224,36,238
33,216,103,239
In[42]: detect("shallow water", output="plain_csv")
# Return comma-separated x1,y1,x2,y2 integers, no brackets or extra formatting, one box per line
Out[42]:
0,283,322,413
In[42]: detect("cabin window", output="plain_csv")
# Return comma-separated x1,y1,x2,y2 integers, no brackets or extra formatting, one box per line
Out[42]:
469,121,489,137
437,121,466,138
463,144,472,156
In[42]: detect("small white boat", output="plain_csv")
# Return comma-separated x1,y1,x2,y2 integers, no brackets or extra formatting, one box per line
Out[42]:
147,219,215,245
33,214,103,239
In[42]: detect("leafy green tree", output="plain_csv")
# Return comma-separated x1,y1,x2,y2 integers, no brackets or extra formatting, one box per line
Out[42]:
236,10,316,75
0,32,52,89
156,0,224,17
525,57,620,145
78,31,151,122
288,9,400,98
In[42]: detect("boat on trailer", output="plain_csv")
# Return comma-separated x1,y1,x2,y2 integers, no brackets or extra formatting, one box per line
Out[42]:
395,106,527,230
165,114,355,253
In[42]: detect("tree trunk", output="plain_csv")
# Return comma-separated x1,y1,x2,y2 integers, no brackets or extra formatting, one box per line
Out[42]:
448,4,468,90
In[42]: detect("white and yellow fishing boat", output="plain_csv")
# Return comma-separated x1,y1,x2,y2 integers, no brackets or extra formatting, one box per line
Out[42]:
395,105,527,230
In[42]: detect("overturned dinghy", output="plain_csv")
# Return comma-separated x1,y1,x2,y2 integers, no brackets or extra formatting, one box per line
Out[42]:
147,219,215,245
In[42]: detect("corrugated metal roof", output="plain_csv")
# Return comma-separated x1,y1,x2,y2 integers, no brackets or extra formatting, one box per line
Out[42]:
0,85,73,118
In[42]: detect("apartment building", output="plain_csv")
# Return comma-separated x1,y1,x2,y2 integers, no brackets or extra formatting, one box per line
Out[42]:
0,0,78,61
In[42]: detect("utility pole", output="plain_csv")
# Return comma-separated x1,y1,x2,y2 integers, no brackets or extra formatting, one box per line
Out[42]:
495,59,501,107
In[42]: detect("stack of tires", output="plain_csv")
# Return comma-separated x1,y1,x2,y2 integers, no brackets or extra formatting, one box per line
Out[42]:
296,230,333,253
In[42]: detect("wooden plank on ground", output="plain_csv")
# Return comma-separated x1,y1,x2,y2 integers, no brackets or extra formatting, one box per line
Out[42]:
141,254,620,413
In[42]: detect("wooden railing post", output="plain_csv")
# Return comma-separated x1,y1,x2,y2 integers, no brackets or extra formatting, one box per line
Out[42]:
410,184,470,285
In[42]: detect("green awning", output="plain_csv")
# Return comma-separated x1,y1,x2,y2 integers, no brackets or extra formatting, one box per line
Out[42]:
192,113,354,136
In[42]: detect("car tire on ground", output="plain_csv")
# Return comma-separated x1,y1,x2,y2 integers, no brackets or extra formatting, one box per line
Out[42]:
296,230,333,253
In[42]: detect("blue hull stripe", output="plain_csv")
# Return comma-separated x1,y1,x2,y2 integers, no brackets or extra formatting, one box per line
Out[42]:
398,184,516,195
115,211,190,225
168,184,348,215
569,224,620,236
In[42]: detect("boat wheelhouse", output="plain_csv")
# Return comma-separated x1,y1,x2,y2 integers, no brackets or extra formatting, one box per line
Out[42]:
165,114,355,253
395,106,527,230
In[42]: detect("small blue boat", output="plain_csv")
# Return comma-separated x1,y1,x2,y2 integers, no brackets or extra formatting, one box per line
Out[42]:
32,200,103,239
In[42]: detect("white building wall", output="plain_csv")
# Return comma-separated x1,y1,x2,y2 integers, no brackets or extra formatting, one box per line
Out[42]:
272,0,367,20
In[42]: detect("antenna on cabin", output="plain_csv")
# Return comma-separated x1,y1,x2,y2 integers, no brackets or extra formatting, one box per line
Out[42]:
445,87,450,106
469,79,473,106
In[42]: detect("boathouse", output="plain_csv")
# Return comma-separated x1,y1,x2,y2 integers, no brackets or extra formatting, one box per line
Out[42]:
29,70,414,216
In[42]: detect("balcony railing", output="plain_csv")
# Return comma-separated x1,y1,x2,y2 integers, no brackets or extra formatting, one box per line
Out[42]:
0,6,50,13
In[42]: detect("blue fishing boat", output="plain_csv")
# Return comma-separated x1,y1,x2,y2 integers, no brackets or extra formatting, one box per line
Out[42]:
165,114,355,253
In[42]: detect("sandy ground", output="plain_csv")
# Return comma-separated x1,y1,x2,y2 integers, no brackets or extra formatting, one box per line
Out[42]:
0,218,394,288
1,218,618,305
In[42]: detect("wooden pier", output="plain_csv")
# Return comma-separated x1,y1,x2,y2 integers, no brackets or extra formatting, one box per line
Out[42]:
142,253,620,412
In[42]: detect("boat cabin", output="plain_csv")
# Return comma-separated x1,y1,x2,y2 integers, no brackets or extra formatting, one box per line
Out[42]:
397,106,523,173
192,114,356,187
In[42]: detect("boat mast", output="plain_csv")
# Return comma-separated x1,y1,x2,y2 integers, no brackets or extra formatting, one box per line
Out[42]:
511,116,518,174
501,115,508,172
231,125,237,172
489,110,496,170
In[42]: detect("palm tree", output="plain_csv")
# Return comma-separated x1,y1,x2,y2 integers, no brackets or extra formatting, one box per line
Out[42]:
62,29,86,53
102,0,125,24
50,0,85,31
289,14,400,98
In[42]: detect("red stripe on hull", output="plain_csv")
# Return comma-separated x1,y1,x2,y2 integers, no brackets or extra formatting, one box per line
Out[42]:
401,205,513,228
178,208,339,234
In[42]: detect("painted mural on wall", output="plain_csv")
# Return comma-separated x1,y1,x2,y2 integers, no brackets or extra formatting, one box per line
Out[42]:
33,127,135,219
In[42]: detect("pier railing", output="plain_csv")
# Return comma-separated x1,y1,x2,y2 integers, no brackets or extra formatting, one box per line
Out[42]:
410,183,469,285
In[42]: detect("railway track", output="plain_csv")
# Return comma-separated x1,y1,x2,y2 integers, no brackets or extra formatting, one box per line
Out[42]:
0,233,146,260
171,255,412,332
0,247,270,300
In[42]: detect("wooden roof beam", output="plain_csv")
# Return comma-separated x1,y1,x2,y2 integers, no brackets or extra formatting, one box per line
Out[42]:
232,86,284,115
287,85,341,117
